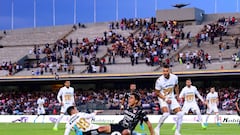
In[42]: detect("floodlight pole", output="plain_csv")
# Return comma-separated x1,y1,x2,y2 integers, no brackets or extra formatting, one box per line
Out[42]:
74,0,77,24
53,0,55,26
134,0,137,18
237,0,239,12
214,0,217,13
94,0,96,23
116,0,118,21
155,0,157,11
34,0,36,28
11,0,14,30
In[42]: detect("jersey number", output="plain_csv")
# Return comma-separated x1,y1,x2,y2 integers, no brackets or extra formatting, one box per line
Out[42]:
163,88,173,96
210,98,217,104
76,118,90,131
185,94,194,101
64,94,72,101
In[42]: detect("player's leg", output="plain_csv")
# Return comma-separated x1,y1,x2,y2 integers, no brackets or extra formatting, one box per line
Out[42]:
213,106,221,126
172,103,189,131
193,104,206,128
53,106,65,130
172,99,183,135
42,107,46,123
34,107,41,123
204,107,212,126
154,98,170,135
34,114,40,123
98,124,125,134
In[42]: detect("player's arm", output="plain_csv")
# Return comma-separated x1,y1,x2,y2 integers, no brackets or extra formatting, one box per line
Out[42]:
155,90,166,100
195,90,205,104
57,88,63,106
174,84,180,97
178,89,184,103
205,95,210,109
64,124,72,135
235,98,240,112
174,84,180,100
81,110,103,119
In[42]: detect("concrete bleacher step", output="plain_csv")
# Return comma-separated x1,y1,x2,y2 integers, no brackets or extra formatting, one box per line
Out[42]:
0,25,73,46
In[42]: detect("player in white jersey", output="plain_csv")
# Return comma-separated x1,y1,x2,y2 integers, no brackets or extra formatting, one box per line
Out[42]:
204,87,221,127
154,65,183,135
176,79,206,129
64,106,102,135
34,95,46,123
53,81,75,131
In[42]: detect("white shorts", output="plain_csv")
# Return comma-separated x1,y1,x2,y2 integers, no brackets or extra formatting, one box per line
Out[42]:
182,102,200,114
207,105,219,114
60,104,72,113
37,106,45,115
158,97,180,110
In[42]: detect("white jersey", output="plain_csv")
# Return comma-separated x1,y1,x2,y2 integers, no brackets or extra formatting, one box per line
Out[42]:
37,98,45,107
206,92,218,107
179,85,204,104
64,112,98,135
155,73,178,99
57,86,75,105
37,97,45,115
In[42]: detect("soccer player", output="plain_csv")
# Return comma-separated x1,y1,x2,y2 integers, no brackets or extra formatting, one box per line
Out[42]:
178,78,206,129
120,83,137,110
235,93,240,116
34,95,46,123
64,106,102,135
53,81,75,131
97,92,154,135
154,64,183,135
235,93,240,125
204,87,221,127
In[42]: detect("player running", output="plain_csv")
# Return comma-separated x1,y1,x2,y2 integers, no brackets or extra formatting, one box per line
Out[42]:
204,87,221,127
64,106,102,135
154,65,183,135
53,81,75,131
235,93,240,125
176,78,206,129
97,92,154,135
34,95,46,123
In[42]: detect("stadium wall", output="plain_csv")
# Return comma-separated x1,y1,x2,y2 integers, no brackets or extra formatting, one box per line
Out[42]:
1,115,239,124
203,13,240,23
156,8,204,25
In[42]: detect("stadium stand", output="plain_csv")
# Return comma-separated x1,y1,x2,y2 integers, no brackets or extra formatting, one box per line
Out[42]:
1,15,240,76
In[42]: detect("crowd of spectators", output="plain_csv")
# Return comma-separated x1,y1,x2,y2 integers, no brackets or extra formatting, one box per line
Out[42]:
177,49,214,70
0,61,23,76
0,87,239,115
107,19,187,67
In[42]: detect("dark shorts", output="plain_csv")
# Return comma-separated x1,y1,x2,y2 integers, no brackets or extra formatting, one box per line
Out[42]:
237,111,240,116
110,124,128,133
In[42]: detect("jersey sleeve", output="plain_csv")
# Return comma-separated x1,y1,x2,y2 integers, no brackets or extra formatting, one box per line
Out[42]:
78,112,96,119
206,94,209,100
155,79,161,91
179,88,185,98
195,87,204,102
141,111,149,122
174,75,178,85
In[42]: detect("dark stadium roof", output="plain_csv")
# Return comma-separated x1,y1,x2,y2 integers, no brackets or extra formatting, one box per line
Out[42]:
172,3,190,8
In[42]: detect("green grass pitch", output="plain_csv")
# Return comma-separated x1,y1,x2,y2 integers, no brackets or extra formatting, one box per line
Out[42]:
0,123,239,135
